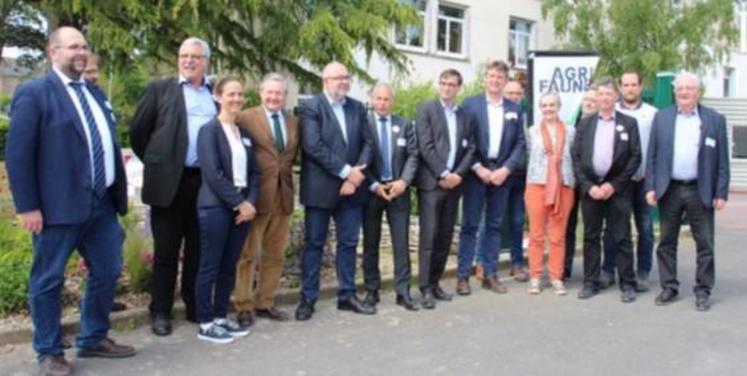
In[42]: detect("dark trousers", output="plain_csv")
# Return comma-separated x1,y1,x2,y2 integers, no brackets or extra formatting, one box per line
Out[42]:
564,188,581,277
362,192,413,296
603,179,655,274
418,187,461,290
581,189,636,289
457,176,509,278
657,182,715,294
195,206,250,323
149,168,201,318
29,195,123,358
300,200,362,302
475,174,526,267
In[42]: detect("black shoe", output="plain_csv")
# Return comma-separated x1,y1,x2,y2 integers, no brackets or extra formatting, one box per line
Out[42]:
396,294,419,311
433,285,453,301
185,308,198,324
151,315,172,336
363,290,380,306
621,287,637,303
577,285,599,299
421,289,436,310
635,271,650,292
338,296,376,315
695,293,711,312
654,289,678,306
111,301,127,312
599,270,615,289
295,298,315,321
77,338,136,358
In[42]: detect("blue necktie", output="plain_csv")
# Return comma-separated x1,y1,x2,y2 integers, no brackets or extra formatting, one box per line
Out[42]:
70,82,107,197
379,117,392,181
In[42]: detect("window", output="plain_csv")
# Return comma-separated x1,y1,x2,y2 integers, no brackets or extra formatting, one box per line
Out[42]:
436,5,465,55
395,0,428,49
738,0,747,52
723,67,735,97
509,18,533,68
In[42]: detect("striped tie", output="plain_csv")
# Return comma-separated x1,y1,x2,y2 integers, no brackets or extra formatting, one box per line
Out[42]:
69,82,107,197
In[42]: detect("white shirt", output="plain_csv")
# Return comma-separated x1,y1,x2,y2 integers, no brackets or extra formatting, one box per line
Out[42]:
442,100,458,173
220,122,248,188
324,92,352,179
487,98,504,159
616,101,657,179
53,68,115,187
672,108,701,181
263,106,287,148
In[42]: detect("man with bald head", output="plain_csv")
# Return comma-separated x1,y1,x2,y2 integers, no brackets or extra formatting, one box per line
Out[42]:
130,37,217,335
295,61,375,320
646,71,730,311
360,83,419,311
6,26,134,375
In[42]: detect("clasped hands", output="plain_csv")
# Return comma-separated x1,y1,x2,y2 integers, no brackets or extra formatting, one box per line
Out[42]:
373,180,408,201
340,164,367,196
474,166,510,187
589,183,615,201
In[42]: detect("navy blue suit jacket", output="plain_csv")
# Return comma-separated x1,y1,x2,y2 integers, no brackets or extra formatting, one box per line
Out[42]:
298,94,374,209
196,119,259,209
6,71,127,225
461,94,526,173
645,104,730,207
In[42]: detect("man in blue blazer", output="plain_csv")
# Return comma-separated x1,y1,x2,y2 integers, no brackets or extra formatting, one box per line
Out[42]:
295,62,375,321
645,71,730,311
5,27,134,375
457,61,526,295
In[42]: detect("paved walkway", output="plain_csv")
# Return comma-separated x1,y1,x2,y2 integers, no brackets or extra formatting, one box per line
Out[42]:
2,194,746,376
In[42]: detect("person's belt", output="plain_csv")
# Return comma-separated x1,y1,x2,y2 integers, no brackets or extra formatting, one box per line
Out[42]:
671,179,697,186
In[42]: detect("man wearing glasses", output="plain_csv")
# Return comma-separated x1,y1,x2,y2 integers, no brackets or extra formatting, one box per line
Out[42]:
130,37,217,336
295,62,375,321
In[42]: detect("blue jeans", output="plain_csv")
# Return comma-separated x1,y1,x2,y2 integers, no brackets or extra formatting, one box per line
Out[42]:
457,176,509,278
301,201,362,302
602,180,654,274
195,206,250,323
475,175,525,267
29,195,123,358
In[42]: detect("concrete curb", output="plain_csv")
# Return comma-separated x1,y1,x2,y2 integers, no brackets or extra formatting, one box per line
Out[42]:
0,261,478,346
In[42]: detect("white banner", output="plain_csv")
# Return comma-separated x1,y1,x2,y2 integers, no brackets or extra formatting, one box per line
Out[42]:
531,52,600,125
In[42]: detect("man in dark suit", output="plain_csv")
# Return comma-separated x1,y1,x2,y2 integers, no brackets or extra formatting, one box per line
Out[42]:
572,78,641,303
361,83,419,311
415,69,476,309
457,61,526,295
130,37,217,335
6,27,135,376
645,71,730,311
295,61,376,321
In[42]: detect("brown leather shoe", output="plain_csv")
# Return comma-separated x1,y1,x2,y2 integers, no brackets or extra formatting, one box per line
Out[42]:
482,275,508,294
39,354,72,376
473,264,485,281
256,306,290,321
77,338,135,358
456,277,471,296
510,266,530,282
237,310,256,327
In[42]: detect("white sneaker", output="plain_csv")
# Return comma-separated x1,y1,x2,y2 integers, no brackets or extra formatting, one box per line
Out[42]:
551,279,567,296
528,279,541,295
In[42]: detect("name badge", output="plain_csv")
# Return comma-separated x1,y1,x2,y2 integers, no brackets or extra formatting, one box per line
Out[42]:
242,138,252,147
620,133,629,141
705,137,716,148
462,139,468,148
616,125,624,132
397,138,406,147
392,125,401,134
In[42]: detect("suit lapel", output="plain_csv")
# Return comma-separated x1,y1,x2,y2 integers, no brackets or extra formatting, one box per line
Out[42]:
479,95,490,153
319,95,347,146
697,104,708,148
343,97,356,146
281,109,297,157
434,102,450,153
255,108,279,156
368,113,383,174
46,72,86,143
586,116,599,172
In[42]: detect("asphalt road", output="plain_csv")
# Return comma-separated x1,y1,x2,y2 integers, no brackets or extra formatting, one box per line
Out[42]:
2,197,746,376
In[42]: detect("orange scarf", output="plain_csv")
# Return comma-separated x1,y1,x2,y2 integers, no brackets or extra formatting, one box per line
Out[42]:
540,119,566,215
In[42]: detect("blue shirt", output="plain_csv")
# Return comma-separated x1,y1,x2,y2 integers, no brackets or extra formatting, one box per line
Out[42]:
672,107,701,181
324,92,351,178
181,76,216,166
441,100,458,174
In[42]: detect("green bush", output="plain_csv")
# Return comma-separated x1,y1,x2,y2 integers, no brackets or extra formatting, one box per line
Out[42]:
0,117,8,161
121,207,152,293
0,217,32,316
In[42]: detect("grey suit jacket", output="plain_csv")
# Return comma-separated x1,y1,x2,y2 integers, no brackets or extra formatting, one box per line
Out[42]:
414,99,476,191
645,104,730,207
365,113,419,187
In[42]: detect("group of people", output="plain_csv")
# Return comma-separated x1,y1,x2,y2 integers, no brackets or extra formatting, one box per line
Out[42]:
5,27,730,376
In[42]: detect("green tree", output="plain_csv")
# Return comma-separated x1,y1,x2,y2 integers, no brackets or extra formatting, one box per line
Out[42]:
542,0,739,83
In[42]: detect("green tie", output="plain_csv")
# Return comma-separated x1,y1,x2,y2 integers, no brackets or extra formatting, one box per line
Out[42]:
271,113,285,153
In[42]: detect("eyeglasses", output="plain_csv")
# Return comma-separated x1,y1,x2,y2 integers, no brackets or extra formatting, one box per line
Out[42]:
55,44,89,52
326,75,351,81
179,53,206,60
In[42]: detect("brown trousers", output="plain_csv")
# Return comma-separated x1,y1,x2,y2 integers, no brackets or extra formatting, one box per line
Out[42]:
233,199,291,312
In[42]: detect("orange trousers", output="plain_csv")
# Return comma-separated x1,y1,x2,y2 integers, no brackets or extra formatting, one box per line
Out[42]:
524,184,575,280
